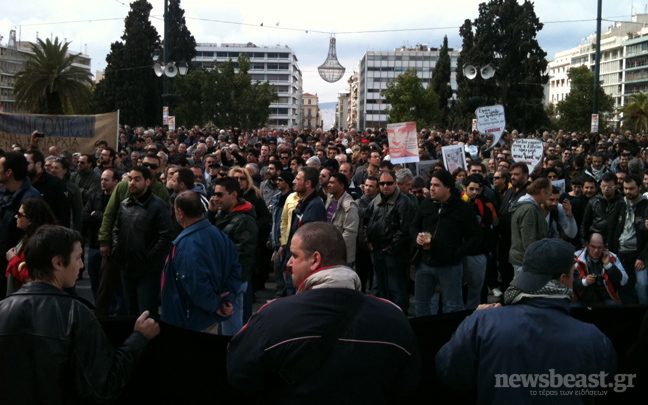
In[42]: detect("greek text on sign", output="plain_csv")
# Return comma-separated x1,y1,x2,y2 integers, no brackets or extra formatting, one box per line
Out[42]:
511,138,543,170
476,104,506,149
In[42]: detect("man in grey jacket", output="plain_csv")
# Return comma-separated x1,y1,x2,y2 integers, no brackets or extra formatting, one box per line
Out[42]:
325,172,359,266
509,178,552,275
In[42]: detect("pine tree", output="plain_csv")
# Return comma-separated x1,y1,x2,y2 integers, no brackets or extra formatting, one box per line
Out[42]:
95,0,160,125
166,0,197,66
432,36,453,127
458,0,549,132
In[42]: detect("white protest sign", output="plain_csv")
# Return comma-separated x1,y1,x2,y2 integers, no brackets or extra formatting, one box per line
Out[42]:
552,179,566,195
441,144,467,173
476,104,506,149
511,138,543,170
168,116,176,131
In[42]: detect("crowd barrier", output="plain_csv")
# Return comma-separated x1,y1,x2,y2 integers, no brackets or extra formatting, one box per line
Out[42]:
96,305,648,404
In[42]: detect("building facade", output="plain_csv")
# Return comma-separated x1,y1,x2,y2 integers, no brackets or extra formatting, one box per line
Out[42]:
547,14,648,123
335,91,350,130
0,30,91,114
356,45,460,129
302,93,322,129
192,43,303,129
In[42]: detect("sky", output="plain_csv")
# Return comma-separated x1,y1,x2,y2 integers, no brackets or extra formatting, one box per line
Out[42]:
1,0,646,106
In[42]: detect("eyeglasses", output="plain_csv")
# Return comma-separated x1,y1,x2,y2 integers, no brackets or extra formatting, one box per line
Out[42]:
601,185,616,189
547,175,557,179
379,181,394,186
142,162,159,170
15,211,27,218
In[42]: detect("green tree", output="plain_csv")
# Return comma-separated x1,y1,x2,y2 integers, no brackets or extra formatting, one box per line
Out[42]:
95,0,160,125
166,0,197,65
432,36,453,126
14,38,92,114
556,66,614,132
621,92,648,133
381,69,441,130
458,0,549,132
174,55,278,128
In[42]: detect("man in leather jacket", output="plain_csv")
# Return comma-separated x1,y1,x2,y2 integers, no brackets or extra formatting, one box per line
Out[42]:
0,225,159,404
362,170,415,313
113,166,172,317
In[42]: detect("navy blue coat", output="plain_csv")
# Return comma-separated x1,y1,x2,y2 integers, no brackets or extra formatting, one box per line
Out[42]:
161,219,242,332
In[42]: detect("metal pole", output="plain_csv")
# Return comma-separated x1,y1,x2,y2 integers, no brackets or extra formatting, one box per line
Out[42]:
593,0,602,115
163,0,169,114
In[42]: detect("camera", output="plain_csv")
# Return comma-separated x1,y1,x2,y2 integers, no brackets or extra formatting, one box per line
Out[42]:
33,131,45,138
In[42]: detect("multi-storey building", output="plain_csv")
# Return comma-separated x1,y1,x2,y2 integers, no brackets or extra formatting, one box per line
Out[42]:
356,44,460,129
302,93,322,129
547,14,648,122
347,72,359,129
335,91,350,130
192,42,303,129
0,30,91,113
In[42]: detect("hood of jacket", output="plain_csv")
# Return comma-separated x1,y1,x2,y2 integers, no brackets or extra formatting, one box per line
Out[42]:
298,265,362,293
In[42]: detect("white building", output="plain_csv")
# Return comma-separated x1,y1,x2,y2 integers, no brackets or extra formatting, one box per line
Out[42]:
547,14,648,122
192,42,303,129
356,44,460,129
335,91,350,130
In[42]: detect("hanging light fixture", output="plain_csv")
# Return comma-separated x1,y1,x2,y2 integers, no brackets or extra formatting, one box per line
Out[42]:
318,36,345,83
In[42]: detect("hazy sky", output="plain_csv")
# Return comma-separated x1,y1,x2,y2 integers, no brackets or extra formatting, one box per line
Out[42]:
1,0,645,103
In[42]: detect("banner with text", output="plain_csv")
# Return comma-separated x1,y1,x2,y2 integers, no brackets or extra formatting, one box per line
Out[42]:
387,121,419,164
441,144,467,173
511,138,543,170
0,111,118,154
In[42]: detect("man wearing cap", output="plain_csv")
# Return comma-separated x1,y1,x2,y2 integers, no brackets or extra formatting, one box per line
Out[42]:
436,238,617,404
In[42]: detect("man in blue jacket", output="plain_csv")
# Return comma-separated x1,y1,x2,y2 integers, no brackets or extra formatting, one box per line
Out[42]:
436,238,617,404
161,191,241,333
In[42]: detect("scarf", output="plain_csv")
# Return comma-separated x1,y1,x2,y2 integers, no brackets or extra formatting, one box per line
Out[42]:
503,279,573,305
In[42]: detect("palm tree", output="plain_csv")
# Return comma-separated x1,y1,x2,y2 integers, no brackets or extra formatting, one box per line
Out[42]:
14,38,92,114
621,92,648,133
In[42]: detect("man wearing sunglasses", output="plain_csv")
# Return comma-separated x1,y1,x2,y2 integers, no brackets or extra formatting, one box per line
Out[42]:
362,170,415,313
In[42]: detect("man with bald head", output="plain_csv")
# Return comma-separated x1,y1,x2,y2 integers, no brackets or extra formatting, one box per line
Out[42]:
574,233,628,306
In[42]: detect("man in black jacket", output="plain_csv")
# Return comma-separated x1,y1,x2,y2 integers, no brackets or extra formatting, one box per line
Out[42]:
580,172,624,242
227,222,420,403
24,149,71,227
411,170,482,316
113,166,172,317
363,170,414,313
0,225,159,404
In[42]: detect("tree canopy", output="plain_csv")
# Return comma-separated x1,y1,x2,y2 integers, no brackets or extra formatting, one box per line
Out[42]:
555,66,614,132
14,38,92,114
457,0,549,132
381,69,441,130
621,92,648,133
432,36,453,127
174,54,278,128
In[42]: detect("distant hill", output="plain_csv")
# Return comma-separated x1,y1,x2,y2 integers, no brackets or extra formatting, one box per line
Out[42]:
320,102,337,129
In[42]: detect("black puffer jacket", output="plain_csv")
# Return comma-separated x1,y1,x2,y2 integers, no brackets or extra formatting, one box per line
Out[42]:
0,282,148,404
410,192,482,267
362,187,414,255
112,189,173,276
580,193,625,241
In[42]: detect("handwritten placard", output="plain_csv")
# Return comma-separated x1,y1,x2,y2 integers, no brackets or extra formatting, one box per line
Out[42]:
476,104,506,149
511,138,543,170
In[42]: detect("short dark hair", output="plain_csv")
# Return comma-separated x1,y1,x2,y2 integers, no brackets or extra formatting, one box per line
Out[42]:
431,169,455,190
175,167,195,190
624,173,642,188
267,161,281,171
214,176,240,196
601,173,617,184
294,222,346,267
130,165,152,180
582,175,597,187
463,173,485,188
380,170,396,183
2,151,28,181
143,152,161,164
412,176,425,189
175,191,205,218
329,172,348,190
104,147,116,159
510,162,529,175
24,225,83,283
25,149,45,166
102,167,121,181
299,166,319,189
528,178,551,195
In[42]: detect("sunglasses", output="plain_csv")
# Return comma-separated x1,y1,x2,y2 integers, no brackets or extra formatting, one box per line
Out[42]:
233,176,246,181
379,181,394,186
280,156,290,160
218,172,228,177
493,176,502,180
15,211,27,218
142,162,159,170
213,192,227,198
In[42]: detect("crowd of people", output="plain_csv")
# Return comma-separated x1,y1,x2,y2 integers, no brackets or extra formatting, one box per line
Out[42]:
2,124,648,401
3,126,648,317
